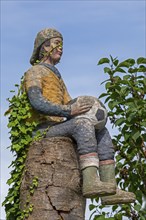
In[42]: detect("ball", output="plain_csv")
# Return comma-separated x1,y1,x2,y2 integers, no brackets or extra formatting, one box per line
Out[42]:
70,96,108,130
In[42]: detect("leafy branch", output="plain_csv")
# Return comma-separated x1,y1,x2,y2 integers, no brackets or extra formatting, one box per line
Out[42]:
90,56,146,220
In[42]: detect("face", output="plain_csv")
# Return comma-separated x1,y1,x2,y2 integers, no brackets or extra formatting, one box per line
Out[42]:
43,37,63,65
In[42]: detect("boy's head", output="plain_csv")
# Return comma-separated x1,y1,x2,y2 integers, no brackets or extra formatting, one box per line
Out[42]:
30,28,63,65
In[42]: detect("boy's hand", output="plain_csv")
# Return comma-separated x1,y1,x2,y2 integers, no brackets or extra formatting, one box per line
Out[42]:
70,99,93,116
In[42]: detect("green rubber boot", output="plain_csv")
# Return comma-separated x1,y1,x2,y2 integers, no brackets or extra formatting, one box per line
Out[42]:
82,166,116,198
99,163,136,205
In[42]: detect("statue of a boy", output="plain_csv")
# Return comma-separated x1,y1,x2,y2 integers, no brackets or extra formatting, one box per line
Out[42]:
23,28,135,205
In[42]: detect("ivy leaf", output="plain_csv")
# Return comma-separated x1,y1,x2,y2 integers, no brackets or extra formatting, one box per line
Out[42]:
123,75,131,80
115,67,126,73
93,215,106,220
135,190,143,204
98,93,108,99
89,204,96,211
110,54,118,63
104,67,112,74
97,58,110,65
137,65,146,72
113,59,119,67
128,67,138,73
134,204,141,212
118,61,130,68
132,130,140,142
104,95,111,103
11,144,22,152
125,58,135,66
29,204,33,213
115,117,125,126
7,178,14,186
137,57,146,65
8,196,14,203
112,204,118,212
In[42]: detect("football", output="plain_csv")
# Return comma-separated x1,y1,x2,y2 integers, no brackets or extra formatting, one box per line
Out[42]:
69,96,108,130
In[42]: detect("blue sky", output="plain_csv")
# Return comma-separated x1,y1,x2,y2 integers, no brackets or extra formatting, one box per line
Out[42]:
1,1,146,219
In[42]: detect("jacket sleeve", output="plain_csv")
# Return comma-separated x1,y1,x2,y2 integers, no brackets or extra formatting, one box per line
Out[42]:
24,67,71,118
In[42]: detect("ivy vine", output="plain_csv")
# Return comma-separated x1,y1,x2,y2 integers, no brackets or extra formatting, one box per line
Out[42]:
2,78,40,220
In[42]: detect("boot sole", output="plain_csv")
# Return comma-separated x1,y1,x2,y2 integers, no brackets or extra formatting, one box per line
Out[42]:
101,198,135,205
83,189,116,198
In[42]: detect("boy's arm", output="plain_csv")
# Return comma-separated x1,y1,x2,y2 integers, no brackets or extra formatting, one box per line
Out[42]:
27,86,71,118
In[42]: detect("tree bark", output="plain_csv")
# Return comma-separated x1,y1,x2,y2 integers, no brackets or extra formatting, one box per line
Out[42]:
20,137,86,220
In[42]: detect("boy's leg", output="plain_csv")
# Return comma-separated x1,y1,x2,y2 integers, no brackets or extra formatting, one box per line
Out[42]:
96,127,135,204
45,118,116,197
45,118,98,155
95,127,115,163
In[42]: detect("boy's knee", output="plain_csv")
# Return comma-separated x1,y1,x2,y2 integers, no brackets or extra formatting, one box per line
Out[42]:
74,118,92,128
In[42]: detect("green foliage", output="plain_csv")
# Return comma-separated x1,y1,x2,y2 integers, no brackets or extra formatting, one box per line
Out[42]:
2,79,40,220
90,56,146,220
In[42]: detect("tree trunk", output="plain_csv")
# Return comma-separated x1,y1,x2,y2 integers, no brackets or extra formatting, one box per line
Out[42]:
20,137,86,220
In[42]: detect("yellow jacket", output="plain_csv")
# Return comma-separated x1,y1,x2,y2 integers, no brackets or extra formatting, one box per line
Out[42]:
23,64,71,124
